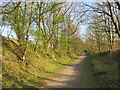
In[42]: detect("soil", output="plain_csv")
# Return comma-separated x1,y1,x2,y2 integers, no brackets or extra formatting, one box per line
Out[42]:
45,56,86,88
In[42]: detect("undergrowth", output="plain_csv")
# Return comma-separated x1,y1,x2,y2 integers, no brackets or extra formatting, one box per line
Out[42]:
83,50,119,88
2,46,78,88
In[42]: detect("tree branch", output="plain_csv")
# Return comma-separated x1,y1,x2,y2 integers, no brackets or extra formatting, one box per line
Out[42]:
0,2,21,14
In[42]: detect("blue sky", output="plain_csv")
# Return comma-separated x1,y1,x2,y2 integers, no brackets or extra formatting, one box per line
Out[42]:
0,1,88,41
1,25,87,39
1,26,17,39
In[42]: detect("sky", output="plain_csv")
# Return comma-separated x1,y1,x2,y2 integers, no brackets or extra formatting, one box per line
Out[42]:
0,1,89,41
1,25,87,40
1,26,17,39
79,25,87,39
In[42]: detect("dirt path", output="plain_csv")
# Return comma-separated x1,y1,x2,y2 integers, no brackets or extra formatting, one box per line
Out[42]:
45,56,86,88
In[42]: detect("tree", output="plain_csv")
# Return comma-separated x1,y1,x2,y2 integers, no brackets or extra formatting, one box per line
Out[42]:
84,1,120,38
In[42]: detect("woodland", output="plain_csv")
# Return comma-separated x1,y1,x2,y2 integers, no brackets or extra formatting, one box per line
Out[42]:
0,1,120,88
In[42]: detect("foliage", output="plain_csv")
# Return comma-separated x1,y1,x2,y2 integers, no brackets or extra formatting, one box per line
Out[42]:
1,1,120,88
2,46,77,88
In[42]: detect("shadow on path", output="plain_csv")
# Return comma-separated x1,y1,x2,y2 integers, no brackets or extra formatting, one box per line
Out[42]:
45,56,86,88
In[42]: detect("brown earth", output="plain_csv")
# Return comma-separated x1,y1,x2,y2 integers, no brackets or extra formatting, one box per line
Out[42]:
45,56,86,88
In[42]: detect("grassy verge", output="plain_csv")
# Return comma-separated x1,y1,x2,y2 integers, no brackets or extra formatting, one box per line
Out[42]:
2,47,79,88
82,50,119,88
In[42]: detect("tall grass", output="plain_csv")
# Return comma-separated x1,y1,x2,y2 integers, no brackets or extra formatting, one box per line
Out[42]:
82,50,119,88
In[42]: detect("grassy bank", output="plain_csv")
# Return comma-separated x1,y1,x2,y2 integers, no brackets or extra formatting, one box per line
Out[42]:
82,50,119,88
2,46,78,88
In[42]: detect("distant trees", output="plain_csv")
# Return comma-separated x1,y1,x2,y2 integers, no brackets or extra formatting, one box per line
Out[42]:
85,1,120,52
85,1,120,37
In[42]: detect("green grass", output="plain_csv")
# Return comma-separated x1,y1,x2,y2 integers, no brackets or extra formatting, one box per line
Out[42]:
82,50,119,88
2,46,78,88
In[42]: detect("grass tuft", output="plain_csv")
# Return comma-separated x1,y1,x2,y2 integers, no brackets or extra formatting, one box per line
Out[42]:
82,50,119,88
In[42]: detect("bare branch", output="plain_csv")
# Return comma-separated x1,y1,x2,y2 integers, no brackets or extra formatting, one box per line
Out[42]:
0,2,21,14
